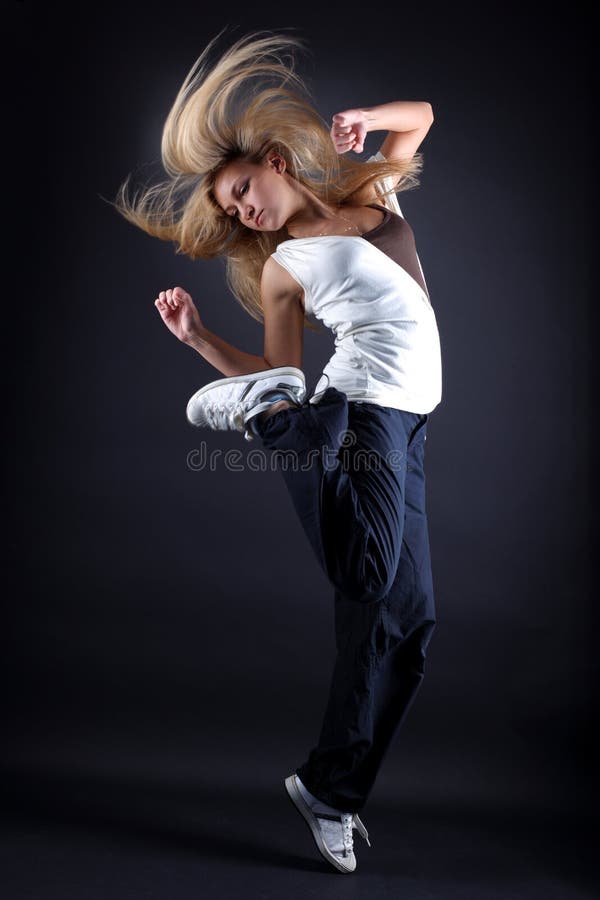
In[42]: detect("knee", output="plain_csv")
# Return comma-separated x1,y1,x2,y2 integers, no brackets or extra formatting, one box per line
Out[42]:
334,571,396,605
362,576,396,604
359,554,398,603
325,539,398,604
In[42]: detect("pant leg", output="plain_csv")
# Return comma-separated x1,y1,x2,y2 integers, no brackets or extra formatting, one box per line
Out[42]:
295,412,436,813
254,387,419,605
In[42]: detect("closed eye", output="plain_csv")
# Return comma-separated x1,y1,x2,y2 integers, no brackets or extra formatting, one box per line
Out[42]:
229,181,249,218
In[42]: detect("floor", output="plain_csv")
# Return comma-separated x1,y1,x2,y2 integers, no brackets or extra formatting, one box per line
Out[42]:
1,767,597,900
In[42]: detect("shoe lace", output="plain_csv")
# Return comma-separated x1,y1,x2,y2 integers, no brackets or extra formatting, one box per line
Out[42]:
352,813,371,847
203,401,245,432
314,809,372,856
341,813,354,854
202,388,302,434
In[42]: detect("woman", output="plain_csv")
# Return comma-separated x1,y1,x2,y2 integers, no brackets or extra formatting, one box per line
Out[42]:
115,28,442,875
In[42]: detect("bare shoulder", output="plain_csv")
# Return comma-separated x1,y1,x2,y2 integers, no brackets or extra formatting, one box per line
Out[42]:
261,254,304,305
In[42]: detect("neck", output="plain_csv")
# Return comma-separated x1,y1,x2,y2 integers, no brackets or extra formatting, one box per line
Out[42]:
283,182,348,239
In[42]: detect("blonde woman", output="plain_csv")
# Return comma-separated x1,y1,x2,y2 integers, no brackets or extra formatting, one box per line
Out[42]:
115,29,442,875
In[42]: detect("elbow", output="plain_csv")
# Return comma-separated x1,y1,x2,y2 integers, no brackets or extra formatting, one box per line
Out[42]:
423,102,434,122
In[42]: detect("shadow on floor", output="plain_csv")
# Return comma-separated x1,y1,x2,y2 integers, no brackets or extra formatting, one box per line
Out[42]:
1,765,597,899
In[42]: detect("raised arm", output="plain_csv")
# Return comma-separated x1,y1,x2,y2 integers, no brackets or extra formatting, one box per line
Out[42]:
331,100,434,163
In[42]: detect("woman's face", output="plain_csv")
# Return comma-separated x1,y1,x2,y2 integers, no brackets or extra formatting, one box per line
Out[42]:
212,155,292,232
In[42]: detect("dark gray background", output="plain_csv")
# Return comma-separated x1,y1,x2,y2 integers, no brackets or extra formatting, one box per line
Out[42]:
4,2,596,897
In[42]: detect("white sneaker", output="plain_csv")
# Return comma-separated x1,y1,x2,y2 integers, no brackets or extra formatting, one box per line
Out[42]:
284,774,371,874
185,366,306,441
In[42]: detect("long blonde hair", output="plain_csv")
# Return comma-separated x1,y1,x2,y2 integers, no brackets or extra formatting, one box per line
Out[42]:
114,29,424,332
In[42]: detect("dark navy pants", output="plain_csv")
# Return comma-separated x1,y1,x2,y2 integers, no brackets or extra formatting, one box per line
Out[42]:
253,386,436,814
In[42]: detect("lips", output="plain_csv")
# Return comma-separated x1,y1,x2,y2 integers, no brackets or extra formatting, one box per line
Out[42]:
256,210,264,226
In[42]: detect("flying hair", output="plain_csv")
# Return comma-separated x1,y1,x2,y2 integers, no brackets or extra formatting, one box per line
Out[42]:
113,28,424,330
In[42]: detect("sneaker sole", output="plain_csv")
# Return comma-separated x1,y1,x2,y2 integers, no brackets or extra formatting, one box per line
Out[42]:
186,366,306,425
284,775,356,874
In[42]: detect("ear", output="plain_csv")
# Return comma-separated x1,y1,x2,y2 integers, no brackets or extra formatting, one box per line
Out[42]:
268,153,286,174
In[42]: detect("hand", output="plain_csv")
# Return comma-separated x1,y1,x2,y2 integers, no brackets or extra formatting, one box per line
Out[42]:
154,286,205,345
330,109,368,154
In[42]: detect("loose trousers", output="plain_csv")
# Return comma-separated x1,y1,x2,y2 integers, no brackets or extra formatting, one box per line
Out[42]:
253,386,436,814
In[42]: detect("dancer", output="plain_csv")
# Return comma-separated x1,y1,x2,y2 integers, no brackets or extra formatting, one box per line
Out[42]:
115,29,442,874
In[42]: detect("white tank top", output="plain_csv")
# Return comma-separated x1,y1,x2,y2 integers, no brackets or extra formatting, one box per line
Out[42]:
269,152,443,414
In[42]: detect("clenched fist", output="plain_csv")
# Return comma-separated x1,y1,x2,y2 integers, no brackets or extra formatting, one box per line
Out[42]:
330,109,368,154
154,287,205,345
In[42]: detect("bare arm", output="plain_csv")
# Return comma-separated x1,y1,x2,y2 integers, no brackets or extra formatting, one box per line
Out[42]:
261,257,305,370
365,101,434,161
187,257,305,375
186,259,305,376
186,328,270,377
155,287,271,377
331,100,434,161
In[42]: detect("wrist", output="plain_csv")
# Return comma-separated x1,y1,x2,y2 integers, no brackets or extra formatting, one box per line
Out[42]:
360,106,379,133
185,328,210,351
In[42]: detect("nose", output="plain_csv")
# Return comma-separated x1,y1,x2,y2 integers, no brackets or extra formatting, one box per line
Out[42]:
242,203,256,224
